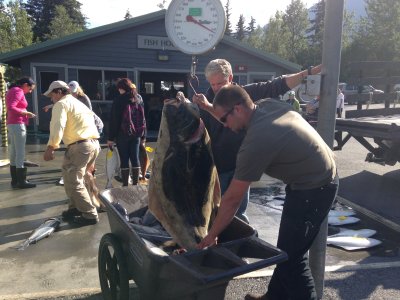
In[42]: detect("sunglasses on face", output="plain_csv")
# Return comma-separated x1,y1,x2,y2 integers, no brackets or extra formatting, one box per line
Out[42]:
219,106,235,124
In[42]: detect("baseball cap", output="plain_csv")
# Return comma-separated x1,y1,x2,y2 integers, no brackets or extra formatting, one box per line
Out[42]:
43,80,69,96
288,90,295,96
68,81,80,93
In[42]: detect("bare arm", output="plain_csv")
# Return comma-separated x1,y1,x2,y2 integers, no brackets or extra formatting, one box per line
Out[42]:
285,64,322,90
192,93,220,120
197,178,251,248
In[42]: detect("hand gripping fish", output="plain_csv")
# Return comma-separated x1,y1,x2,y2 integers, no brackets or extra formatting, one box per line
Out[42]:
148,92,221,250
13,217,61,251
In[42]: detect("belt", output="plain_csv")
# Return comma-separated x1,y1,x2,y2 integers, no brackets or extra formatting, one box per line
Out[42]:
68,139,96,147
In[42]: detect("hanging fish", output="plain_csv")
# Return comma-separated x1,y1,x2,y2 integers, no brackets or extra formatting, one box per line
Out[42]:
105,145,120,189
13,217,61,251
148,92,221,250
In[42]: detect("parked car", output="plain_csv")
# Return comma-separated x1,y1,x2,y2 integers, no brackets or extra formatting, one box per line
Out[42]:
342,84,384,96
342,84,384,104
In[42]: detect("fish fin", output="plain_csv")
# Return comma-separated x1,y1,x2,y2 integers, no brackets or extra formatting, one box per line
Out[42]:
12,239,31,251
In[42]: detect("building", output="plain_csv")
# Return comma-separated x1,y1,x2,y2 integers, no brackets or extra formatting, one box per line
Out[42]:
0,10,300,134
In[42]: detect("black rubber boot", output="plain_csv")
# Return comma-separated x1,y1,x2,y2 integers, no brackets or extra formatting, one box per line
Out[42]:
131,167,140,185
16,167,36,189
10,165,18,188
121,168,130,187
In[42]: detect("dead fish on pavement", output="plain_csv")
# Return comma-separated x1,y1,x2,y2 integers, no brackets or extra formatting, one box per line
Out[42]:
148,92,221,250
13,217,61,251
105,145,120,189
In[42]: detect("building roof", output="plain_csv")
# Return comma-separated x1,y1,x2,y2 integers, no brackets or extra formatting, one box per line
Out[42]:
0,9,300,72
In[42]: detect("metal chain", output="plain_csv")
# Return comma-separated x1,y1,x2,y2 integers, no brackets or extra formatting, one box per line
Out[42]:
189,55,199,95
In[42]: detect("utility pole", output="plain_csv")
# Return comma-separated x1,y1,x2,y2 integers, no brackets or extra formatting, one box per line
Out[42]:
309,0,344,299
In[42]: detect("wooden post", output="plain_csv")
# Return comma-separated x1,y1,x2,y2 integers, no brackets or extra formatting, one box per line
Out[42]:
0,65,7,147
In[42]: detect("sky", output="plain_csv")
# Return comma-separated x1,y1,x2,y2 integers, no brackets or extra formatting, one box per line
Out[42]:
80,0,321,29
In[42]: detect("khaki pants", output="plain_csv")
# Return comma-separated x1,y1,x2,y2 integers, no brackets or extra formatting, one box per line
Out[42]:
62,140,100,219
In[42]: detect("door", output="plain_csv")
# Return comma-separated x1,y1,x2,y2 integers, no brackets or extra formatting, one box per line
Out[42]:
34,66,65,132
140,71,187,131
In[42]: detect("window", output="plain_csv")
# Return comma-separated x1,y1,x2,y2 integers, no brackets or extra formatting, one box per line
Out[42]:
77,69,128,101
105,70,128,100
78,69,102,100
40,72,58,94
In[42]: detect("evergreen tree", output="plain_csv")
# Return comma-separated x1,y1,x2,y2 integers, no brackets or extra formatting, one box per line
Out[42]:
247,17,256,35
246,25,264,49
0,0,33,53
235,14,246,41
157,0,168,9
44,5,83,40
224,0,232,36
124,9,132,19
24,0,86,41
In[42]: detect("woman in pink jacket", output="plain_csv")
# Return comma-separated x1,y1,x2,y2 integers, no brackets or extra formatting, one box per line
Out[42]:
6,77,37,189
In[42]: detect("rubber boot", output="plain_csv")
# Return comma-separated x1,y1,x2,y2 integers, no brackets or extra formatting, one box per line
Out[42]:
10,165,17,188
16,167,36,189
131,167,140,185
121,168,130,187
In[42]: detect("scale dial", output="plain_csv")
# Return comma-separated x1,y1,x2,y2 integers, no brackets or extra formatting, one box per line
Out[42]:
165,0,226,55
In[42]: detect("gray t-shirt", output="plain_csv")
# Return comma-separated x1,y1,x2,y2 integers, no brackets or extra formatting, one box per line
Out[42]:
235,99,336,190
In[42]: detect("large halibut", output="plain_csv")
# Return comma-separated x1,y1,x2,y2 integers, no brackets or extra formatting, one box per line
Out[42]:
148,93,220,250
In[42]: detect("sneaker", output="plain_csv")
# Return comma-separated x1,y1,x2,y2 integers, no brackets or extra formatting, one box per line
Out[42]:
61,208,81,220
72,215,99,225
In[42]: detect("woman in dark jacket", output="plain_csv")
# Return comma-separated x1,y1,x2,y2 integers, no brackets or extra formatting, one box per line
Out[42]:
107,78,146,186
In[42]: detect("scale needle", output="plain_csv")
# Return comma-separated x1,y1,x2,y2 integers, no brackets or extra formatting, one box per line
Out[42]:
186,15,214,33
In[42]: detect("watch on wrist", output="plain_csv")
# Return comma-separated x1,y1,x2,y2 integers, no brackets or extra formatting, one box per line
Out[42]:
308,66,314,76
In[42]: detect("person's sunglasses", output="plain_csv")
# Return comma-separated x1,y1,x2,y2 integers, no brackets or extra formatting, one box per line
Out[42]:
219,106,235,124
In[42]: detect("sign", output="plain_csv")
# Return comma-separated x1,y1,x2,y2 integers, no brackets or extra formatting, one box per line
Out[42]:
235,65,248,72
137,35,177,51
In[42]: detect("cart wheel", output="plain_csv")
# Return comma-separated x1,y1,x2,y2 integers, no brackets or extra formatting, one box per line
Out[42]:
98,233,130,300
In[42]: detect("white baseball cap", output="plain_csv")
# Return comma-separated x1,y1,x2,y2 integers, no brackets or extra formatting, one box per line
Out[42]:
68,81,80,93
43,80,69,96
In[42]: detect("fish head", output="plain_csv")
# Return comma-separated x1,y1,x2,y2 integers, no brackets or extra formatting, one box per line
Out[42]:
164,92,200,143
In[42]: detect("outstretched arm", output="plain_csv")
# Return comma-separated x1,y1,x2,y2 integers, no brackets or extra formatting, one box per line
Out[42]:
285,64,322,90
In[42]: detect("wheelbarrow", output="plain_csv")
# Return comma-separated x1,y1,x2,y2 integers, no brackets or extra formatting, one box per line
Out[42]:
98,186,287,300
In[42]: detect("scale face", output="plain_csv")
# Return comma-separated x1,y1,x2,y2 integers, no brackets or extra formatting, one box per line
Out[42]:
165,0,226,55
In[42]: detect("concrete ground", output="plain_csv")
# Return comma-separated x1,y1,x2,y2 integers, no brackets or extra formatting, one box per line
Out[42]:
0,127,399,299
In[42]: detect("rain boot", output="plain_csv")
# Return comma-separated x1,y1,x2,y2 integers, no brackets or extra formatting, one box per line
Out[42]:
10,165,17,188
121,168,130,187
16,167,36,189
131,167,140,185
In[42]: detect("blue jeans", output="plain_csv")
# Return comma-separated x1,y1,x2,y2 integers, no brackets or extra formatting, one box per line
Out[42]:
116,136,140,169
7,124,27,168
219,170,250,223
267,177,338,300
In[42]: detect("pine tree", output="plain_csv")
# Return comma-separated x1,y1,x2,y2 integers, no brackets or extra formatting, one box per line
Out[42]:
124,9,132,19
235,14,246,41
44,5,83,40
24,0,86,41
224,0,232,36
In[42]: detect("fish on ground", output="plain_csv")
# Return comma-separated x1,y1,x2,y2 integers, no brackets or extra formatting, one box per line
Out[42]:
13,217,61,251
327,236,382,250
148,92,221,250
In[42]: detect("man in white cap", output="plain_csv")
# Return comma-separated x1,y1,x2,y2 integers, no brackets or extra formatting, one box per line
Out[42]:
43,80,100,225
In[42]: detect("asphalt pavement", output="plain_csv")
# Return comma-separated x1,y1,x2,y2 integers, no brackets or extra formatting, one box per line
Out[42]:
0,110,400,299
